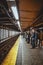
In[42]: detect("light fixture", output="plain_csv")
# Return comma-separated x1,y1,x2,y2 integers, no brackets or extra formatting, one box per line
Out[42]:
17,21,22,31
7,0,15,1
39,27,43,29
17,21,20,28
11,6,19,20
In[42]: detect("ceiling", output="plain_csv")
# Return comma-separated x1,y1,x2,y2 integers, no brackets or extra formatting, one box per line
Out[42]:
0,0,20,31
18,0,43,31
0,0,43,31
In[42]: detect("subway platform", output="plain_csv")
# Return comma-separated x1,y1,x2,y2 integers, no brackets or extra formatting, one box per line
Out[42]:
1,35,43,65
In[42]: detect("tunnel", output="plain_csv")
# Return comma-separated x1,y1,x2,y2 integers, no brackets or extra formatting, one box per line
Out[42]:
0,0,43,65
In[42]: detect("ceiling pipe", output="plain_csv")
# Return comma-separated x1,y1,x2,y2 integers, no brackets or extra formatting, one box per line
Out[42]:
31,7,43,26
0,4,16,24
0,4,20,31
24,11,43,32
0,17,18,21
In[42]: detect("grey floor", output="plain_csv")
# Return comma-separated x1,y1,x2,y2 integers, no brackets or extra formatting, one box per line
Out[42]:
16,35,43,65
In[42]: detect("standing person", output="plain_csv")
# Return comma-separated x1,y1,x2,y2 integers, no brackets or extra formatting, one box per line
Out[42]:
28,31,30,43
31,28,35,48
26,32,28,42
35,31,38,47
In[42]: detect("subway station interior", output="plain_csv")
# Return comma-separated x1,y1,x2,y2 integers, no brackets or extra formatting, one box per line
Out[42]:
0,0,43,65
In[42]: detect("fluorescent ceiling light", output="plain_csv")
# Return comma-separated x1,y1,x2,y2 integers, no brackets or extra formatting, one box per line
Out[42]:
17,21,20,28
7,0,15,1
39,27,43,29
11,6,19,20
17,21,22,31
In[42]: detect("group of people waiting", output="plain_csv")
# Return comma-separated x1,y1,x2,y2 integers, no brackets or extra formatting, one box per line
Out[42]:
23,28,41,48
30,28,38,48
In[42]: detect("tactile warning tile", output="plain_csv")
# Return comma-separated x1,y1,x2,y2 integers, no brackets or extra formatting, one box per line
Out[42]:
1,36,20,65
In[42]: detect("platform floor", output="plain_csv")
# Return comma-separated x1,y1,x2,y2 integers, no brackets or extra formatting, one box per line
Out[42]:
1,35,43,65
16,36,43,65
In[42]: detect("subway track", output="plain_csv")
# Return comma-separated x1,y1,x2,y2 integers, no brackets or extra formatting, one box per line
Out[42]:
0,35,19,64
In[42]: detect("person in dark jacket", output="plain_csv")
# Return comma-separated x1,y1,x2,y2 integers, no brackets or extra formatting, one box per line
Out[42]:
31,28,36,48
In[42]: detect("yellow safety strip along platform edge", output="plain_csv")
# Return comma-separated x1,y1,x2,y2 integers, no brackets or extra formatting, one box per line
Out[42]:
1,36,20,65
